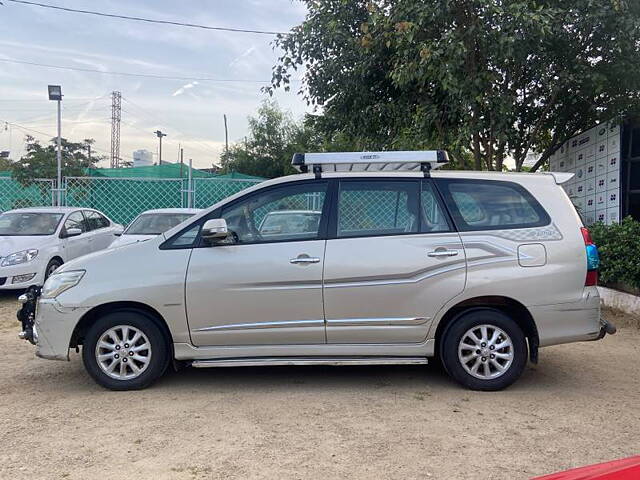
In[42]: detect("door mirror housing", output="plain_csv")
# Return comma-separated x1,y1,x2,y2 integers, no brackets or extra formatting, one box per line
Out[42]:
202,218,229,241
64,227,82,238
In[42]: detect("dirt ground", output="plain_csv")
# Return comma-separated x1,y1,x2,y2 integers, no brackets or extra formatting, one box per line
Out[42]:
0,291,638,480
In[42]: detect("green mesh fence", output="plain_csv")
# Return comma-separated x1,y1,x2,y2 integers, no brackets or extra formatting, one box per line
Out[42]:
64,177,185,225
338,190,412,232
0,178,54,211
193,178,263,209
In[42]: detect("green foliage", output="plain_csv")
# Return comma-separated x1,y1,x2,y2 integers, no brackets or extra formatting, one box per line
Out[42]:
11,135,98,185
269,0,640,171
221,100,319,178
591,217,640,289
0,155,13,171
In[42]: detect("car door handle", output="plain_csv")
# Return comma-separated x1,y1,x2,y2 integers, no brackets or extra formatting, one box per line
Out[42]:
427,249,459,258
290,256,321,264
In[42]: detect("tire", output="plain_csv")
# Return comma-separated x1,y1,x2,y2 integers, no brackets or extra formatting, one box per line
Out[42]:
440,308,528,391
82,310,170,391
44,258,62,281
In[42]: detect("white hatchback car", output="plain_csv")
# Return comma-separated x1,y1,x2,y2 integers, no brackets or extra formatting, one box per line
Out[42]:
110,208,201,248
18,151,614,391
0,207,122,289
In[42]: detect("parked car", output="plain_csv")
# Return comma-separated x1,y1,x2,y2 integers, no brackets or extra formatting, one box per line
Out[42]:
258,210,322,239
18,150,615,391
533,455,640,479
110,208,201,248
1,207,122,290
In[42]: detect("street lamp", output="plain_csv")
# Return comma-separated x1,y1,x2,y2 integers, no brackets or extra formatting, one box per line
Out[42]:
154,130,167,165
48,85,63,206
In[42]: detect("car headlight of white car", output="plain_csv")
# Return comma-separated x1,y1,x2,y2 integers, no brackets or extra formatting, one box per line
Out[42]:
1,249,39,266
41,270,85,299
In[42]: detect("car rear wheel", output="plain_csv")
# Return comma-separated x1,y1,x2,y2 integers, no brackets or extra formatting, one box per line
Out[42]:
441,309,527,391
82,311,169,391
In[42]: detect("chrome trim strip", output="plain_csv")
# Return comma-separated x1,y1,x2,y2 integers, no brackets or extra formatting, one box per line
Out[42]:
192,357,429,368
326,317,429,327
192,319,324,333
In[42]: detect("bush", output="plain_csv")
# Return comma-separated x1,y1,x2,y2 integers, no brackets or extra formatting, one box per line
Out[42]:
590,217,640,290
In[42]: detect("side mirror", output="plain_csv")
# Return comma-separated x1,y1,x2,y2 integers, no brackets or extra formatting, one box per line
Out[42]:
114,232,122,237
202,218,229,241
65,227,82,238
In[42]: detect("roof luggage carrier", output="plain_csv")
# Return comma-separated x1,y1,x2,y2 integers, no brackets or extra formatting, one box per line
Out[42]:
291,150,449,178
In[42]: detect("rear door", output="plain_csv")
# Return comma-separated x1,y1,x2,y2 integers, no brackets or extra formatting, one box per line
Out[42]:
60,211,92,260
323,178,466,344
84,210,115,251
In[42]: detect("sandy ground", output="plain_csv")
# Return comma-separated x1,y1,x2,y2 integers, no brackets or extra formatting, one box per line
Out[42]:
0,291,639,480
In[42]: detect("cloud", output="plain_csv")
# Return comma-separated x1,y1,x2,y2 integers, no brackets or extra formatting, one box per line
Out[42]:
172,81,199,97
229,46,257,67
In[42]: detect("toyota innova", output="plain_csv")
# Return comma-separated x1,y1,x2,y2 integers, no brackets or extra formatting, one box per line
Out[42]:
17,151,615,391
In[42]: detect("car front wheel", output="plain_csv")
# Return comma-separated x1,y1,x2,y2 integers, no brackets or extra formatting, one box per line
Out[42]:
441,309,528,391
82,311,169,390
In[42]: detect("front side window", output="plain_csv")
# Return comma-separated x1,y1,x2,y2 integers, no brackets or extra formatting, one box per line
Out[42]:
337,181,420,237
220,182,328,244
64,212,87,234
0,212,63,236
437,179,550,231
125,213,195,235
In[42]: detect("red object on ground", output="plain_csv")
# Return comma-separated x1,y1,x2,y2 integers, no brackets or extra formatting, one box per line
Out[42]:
533,455,640,479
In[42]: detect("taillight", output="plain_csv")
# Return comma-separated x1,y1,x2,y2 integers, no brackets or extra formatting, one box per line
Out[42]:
581,227,599,286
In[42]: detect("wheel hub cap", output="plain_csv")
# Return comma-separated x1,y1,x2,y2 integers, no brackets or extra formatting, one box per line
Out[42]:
457,324,514,380
95,325,152,381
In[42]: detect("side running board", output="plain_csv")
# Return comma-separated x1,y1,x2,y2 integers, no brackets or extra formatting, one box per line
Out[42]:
191,357,428,368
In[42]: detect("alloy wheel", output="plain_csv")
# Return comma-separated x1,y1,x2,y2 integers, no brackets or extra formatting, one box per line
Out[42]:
95,325,152,380
457,324,514,380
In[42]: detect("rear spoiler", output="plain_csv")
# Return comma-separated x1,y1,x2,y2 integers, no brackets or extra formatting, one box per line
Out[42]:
544,172,574,185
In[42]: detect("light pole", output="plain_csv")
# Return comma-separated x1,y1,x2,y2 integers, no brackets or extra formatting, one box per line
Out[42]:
48,85,63,206
154,130,167,165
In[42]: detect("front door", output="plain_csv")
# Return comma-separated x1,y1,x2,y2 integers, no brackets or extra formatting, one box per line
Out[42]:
323,178,466,344
186,180,330,346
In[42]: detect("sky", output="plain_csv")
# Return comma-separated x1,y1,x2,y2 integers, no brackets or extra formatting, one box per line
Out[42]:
0,0,309,168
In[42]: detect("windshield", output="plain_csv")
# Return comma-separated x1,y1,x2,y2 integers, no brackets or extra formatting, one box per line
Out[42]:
124,213,195,235
0,212,63,236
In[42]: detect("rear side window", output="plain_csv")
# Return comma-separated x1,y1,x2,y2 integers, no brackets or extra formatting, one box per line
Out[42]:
84,210,110,230
436,179,550,231
337,181,420,237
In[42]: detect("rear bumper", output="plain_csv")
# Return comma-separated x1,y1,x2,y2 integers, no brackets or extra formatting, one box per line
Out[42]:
531,287,604,347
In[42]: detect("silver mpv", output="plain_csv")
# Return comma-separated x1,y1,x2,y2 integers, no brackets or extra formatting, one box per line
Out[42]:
18,151,614,391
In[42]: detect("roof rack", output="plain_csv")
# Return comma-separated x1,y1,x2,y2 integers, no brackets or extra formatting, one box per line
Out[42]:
291,150,449,178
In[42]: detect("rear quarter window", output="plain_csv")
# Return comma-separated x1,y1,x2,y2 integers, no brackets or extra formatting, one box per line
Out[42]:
436,179,550,231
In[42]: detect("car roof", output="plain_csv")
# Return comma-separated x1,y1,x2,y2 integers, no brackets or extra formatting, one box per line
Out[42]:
4,206,87,214
136,208,202,215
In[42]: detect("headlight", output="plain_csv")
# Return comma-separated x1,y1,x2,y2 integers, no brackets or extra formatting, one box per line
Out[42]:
1,249,38,266
41,270,85,299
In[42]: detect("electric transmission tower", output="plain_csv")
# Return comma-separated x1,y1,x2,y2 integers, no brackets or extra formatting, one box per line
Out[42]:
110,91,122,168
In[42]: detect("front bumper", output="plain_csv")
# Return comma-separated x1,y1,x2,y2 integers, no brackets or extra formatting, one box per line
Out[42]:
0,262,44,289
18,293,87,361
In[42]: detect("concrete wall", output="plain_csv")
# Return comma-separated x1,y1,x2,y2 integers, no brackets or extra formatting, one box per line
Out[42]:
598,286,640,316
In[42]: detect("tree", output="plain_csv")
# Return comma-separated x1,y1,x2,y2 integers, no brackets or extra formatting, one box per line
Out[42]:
268,0,640,171
11,135,99,185
0,155,13,171
221,100,317,178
